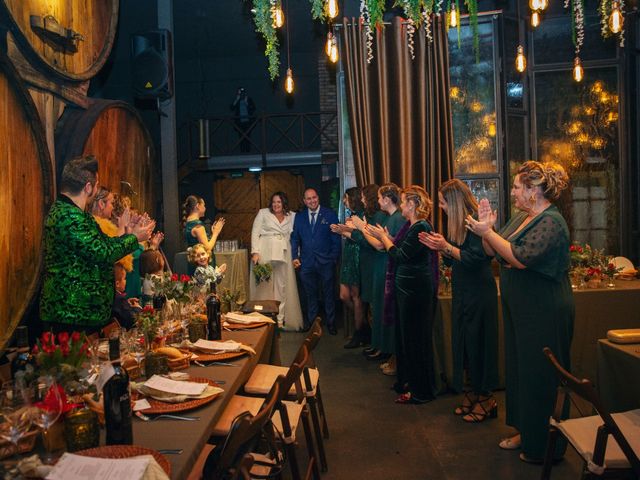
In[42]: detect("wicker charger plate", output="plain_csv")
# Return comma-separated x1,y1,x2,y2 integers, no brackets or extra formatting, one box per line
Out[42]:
74,445,171,476
224,321,270,330
135,377,222,414
188,350,246,362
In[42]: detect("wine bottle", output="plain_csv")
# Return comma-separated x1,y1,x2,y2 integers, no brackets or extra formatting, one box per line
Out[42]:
103,337,133,445
11,326,34,378
206,293,222,340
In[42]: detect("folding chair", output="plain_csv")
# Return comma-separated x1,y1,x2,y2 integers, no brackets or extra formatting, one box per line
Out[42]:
542,347,640,479
187,381,280,480
243,318,330,472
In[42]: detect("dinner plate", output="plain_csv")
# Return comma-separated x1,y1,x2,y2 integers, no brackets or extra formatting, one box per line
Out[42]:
74,445,171,476
224,321,270,330
134,377,223,414
188,350,246,362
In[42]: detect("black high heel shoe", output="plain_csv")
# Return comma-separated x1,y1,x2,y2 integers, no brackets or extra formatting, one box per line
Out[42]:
462,395,497,423
454,391,477,416
395,392,433,405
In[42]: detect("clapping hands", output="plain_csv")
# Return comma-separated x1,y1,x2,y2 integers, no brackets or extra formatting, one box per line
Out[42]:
418,231,447,251
365,223,389,240
465,198,497,237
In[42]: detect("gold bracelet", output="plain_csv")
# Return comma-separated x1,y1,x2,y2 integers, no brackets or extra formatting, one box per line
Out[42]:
445,245,453,256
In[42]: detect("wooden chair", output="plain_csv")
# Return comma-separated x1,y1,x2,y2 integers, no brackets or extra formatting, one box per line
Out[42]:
243,318,330,472
209,344,320,480
188,381,280,480
541,347,640,479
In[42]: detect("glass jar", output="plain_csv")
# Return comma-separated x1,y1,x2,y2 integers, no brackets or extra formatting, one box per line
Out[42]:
64,407,100,452
145,352,169,378
188,322,207,343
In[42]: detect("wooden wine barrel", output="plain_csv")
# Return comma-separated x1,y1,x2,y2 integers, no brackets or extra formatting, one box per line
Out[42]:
0,0,119,81
55,99,156,216
0,54,53,351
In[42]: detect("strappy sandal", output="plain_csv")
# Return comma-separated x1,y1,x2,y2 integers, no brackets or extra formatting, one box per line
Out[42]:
462,395,498,423
395,392,433,405
454,391,477,416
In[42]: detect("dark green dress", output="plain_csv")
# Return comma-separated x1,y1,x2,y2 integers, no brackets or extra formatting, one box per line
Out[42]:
340,211,363,286
352,210,387,304
389,220,437,401
446,231,498,394
184,219,215,275
498,205,574,459
372,210,405,353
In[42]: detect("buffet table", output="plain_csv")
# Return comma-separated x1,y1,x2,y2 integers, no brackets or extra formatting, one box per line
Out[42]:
133,324,276,479
434,279,640,393
597,339,640,413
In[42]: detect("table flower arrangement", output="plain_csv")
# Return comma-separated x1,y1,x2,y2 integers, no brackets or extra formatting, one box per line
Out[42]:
219,288,242,313
149,272,194,303
136,305,161,347
438,256,452,295
32,332,90,395
569,242,620,289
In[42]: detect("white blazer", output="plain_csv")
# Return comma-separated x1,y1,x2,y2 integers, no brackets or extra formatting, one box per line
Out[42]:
250,208,295,263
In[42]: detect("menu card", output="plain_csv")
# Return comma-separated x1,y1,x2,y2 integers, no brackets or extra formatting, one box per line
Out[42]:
193,339,242,352
46,453,150,480
143,375,207,396
225,312,275,324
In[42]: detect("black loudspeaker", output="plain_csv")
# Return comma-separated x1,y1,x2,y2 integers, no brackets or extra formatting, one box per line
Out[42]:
131,29,173,99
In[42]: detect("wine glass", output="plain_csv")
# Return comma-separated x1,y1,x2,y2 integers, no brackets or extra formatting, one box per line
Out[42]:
128,329,147,378
32,376,63,463
0,379,33,458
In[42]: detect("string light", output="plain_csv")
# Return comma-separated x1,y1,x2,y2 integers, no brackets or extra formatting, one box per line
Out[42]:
608,0,623,34
284,0,294,94
573,56,584,82
325,32,333,57
329,36,339,63
327,0,339,19
515,45,527,73
538,0,548,11
531,10,541,27
529,0,542,10
449,4,458,28
272,2,284,28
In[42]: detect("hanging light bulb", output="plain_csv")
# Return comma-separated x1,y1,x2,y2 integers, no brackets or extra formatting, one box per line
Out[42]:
325,32,333,57
573,56,584,82
285,68,294,94
608,0,623,34
329,38,339,63
531,10,541,27
538,0,548,11
529,0,542,11
449,4,458,28
272,3,284,28
515,45,527,73
327,0,339,19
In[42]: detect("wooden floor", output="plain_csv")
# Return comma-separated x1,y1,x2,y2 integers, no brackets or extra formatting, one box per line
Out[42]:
280,328,585,480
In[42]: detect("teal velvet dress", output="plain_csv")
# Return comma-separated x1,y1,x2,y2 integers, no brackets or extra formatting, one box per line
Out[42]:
340,211,363,286
446,231,498,394
498,205,574,459
389,220,437,401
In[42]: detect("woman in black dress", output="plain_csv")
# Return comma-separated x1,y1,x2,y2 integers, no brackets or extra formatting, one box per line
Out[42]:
368,185,437,404
419,179,498,421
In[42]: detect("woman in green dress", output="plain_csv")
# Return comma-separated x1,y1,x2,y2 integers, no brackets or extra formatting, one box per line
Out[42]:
467,161,574,463
419,179,498,422
368,186,437,404
350,183,404,373
332,187,366,348
182,195,225,274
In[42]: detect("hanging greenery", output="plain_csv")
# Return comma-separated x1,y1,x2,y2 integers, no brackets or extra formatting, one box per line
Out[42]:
250,0,281,80
598,0,625,46
309,0,326,20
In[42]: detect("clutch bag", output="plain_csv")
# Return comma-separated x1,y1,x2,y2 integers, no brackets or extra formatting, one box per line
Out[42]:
606,329,640,344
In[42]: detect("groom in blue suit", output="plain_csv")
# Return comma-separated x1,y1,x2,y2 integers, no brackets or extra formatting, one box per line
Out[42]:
291,188,341,334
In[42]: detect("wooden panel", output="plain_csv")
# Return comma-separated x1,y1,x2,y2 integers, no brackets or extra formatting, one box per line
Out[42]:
260,171,305,211
214,174,261,214
55,100,156,216
0,55,53,350
0,0,119,81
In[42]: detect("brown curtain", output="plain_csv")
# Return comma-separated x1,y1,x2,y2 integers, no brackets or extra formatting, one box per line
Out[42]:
342,16,454,225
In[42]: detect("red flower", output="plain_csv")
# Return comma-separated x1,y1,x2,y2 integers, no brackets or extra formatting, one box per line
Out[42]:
57,332,70,345
180,274,191,283
570,245,577,252
142,305,155,314
31,344,39,355
42,331,53,345
71,331,81,343
171,273,179,281
60,343,70,356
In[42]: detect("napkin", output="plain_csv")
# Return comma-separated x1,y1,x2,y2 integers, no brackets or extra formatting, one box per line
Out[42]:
132,383,224,403
132,376,224,403
191,339,256,356
224,312,275,324
46,453,169,480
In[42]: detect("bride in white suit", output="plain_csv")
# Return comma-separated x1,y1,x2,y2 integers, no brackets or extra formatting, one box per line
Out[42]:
250,191,303,331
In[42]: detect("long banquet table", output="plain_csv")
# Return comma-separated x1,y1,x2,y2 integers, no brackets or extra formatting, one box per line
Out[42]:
133,324,277,479
433,279,640,393
597,339,640,413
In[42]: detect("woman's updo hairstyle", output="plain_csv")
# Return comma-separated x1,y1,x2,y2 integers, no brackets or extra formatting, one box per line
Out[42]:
402,185,433,220
182,195,203,227
517,161,569,201
378,182,400,205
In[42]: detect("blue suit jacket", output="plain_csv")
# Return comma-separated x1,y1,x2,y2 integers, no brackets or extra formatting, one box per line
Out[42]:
291,206,341,269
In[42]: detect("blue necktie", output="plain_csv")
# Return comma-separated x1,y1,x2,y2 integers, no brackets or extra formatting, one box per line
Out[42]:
310,211,317,231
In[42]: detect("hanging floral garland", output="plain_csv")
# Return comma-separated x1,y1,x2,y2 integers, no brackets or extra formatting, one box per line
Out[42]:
360,0,375,63
567,0,585,55
598,0,625,46
250,0,281,80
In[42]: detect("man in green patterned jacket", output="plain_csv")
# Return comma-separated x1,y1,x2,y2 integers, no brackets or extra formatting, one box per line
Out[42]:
40,155,155,333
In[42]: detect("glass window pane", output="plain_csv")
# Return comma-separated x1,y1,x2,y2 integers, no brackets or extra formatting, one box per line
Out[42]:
448,21,499,174
533,14,617,65
534,67,619,252
463,178,500,214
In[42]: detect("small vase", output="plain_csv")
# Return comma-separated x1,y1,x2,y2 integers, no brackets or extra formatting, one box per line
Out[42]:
606,278,616,289
43,418,66,453
586,277,602,289
145,352,169,378
188,322,207,342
